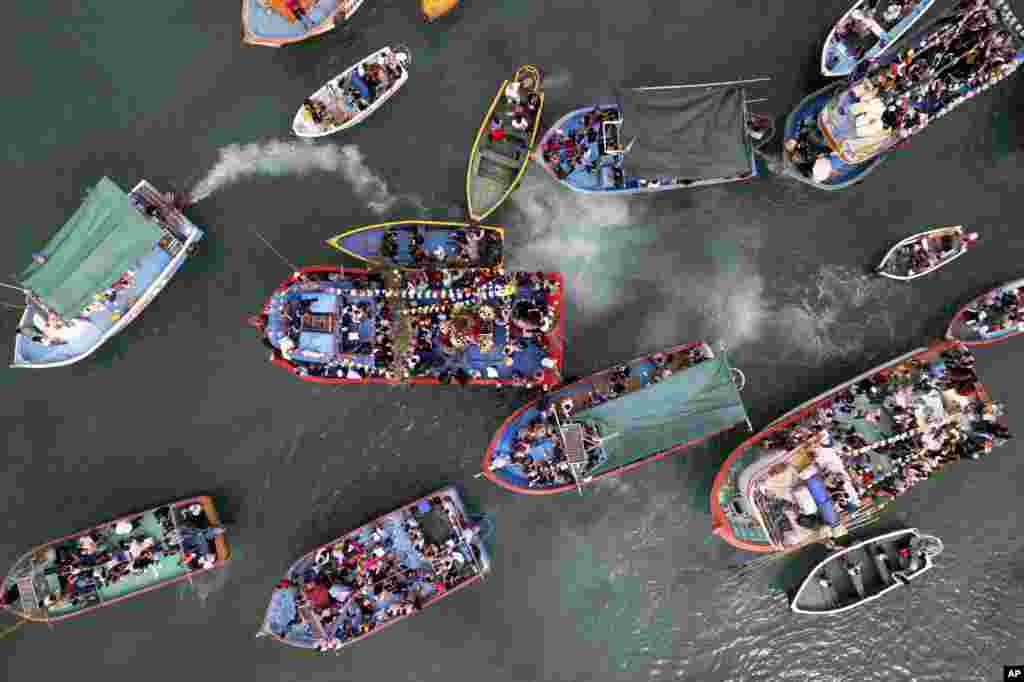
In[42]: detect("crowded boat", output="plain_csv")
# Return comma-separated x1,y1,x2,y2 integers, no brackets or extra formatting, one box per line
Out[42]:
250,267,563,387
821,0,937,76
242,0,365,48
10,177,205,369
482,342,750,494
786,0,1024,189
536,81,771,194
258,486,489,652
789,528,942,615
326,220,503,270
466,65,544,221
293,46,411,138
947,277,1024,344
876,226,978,280
0,497,229,623
711,341,1011,553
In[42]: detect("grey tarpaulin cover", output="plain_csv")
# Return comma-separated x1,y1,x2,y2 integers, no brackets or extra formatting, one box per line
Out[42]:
616,85,752,180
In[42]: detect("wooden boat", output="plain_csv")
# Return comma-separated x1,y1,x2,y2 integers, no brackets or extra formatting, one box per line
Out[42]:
534,79,770,194
250,266,564,388
876,226,974,281
293,46,411,138
0,496,229,623
10,178,204,369
711,340,1009,553
946,277,1024,346
242,0,366,48
790,529,943,615
782,81,886,191
821,0,937,77
421,0,459,22
482,342,750,495
326,220,504,270
465,65,544,222
257,485,490,651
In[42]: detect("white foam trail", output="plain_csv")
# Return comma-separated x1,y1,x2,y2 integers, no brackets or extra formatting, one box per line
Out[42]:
189,140,424,215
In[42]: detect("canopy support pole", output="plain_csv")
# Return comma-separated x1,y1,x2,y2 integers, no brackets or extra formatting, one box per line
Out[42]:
166,506,195,591
633,77,771,91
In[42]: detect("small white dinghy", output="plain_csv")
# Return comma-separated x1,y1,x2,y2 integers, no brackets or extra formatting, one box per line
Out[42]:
292,45,411,138
876,225,978,281
790,529,943,615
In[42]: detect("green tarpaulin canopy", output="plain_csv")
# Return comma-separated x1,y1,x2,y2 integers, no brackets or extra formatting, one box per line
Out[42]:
18,177,162,319
575,354,748,476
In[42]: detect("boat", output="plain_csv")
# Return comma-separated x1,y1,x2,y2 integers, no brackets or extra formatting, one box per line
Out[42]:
249,266,564,387
535,79,772,194
711,340,1011,553
946,277,1024,345
781,81,887,190
466,65,544,222
325,220,504,270
242,0,366,48
0,496,229,624
257,485,489,651
482,341,750,494
790,529,943,615
421,0,459,22
10,177,205,369
821,0,937,77
817,0,1024,167
876,225,975,281
292,45,411,138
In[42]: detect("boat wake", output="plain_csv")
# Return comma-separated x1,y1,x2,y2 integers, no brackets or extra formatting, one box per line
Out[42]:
188,140,426,215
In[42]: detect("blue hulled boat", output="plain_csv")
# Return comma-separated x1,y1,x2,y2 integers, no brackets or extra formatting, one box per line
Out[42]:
326,220,504,270
482,342,750,495
821,0,937,77
10,178,204,369
242,0,365,48
258,486,490,652
535,80,772,195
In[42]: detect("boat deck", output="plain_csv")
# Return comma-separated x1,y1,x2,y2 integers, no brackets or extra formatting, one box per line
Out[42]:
329,223,503,269
243,0,346,43
824,0,934,75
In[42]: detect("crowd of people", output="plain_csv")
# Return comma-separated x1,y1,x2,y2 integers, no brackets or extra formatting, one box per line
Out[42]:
831,0,919,65
489,345,712,488
302,51,406,128
755,345,1011,545
1,504,222,613
540,107,629,186
273,494,480,652
879,229,979,277
486,71,542,148
960,284,1024,336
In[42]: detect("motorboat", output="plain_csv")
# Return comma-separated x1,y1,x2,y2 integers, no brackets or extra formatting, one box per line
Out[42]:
946,277,1024,345
821,0,937,76
242,0,366,48
876,225,975,281
326,220,503,270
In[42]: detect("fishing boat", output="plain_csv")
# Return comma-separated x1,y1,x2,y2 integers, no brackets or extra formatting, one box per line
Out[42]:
421,0,459,22
326,220,504,270
292,46,411,138
257,485,489,651
482,341,750,495
535,79,772,194
876,226,976,281
946,277,1024,345
250,266,564,387
0,496,229,624
790,529,943,615
821,0,937,77
466,65,544,222
9,177,205,369
242,0,366,48
781,81,887,190
711,340,1010,554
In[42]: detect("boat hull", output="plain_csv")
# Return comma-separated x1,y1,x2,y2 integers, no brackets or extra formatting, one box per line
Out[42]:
466,66,544,221
946,277,1024,346
10,181,205,369
1,496,229,624
790,528,934,614
326,220,504,270
821,0,937,76
782,81,886,191
876,225,965,281
421,0,459,21
258,485,489,650
242,0,365,48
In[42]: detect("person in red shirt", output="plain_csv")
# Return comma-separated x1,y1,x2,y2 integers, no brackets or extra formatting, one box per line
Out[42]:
488,115,505,142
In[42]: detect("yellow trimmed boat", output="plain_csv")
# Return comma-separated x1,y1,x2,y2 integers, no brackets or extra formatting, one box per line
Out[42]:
326,220,504,270
466,65,544,222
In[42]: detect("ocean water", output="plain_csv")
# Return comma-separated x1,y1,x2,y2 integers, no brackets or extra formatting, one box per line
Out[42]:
2,1,1023,680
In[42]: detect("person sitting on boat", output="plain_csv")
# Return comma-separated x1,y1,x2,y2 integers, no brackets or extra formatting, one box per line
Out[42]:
350,67,373,110
304,98,325,125
286,0,309,23
511,113,530,131
488,115,506,142
504,80,522,105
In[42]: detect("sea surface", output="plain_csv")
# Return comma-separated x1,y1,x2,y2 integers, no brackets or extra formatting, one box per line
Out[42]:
2,1,1023,680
